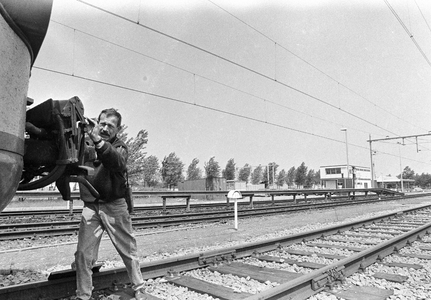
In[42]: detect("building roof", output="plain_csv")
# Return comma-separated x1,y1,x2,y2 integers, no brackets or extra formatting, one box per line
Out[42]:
376,176,415,183
320,164,370,169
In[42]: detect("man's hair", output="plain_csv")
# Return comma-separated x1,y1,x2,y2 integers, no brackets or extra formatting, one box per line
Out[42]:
98,108,122,128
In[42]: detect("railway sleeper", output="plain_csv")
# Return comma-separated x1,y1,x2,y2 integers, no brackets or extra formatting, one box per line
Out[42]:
367,225,412,232
167,261,305,300
198,250,236,266
329,285,394,300
255,254,327,269
168,275,252,300
208,261,302,283
372,272,409,283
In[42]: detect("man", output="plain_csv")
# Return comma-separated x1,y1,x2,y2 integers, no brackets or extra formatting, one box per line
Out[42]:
75,108,146,300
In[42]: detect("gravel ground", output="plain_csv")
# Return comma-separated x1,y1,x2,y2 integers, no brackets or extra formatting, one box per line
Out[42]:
1,196,430,299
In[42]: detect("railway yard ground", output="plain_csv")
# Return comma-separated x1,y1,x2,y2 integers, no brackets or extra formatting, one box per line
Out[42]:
1,194,431,299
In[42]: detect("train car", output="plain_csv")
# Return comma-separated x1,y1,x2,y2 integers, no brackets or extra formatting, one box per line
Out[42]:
0,0,53,211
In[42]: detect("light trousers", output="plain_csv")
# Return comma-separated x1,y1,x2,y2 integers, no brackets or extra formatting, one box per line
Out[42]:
75,198,144,300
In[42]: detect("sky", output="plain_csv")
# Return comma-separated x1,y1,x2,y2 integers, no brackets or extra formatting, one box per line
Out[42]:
27,0,431,178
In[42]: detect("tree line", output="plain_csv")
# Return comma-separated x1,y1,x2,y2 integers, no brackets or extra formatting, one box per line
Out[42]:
399,166,431,189
121,128,320,189
121,128,431,190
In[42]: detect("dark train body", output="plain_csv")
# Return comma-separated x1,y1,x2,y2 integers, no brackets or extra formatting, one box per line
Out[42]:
0,0,90,212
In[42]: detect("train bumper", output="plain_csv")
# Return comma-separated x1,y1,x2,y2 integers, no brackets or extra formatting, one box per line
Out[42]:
0,151,23,211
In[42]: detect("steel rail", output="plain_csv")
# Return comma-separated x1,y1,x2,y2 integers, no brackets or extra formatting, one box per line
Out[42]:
0,194,347,217
243,218,431,299
2,188,412,219
0,198,323,218
14,187,402,198
9,187,403,211
1,203,430,300
0,194,368,220
0,195,411,240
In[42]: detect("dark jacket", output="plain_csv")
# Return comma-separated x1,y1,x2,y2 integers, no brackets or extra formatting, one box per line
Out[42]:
79,137,128,202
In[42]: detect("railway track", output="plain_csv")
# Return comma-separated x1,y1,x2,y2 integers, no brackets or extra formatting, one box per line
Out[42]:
1,203,430,299
3,188,416,220
0,194,369,219
0,195,411,240
0,200,233,218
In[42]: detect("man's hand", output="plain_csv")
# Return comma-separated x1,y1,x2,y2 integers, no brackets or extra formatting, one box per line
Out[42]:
86,118,102,143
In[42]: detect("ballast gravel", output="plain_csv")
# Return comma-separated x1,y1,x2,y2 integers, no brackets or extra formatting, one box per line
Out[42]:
184,268,278,294
1,198,431,299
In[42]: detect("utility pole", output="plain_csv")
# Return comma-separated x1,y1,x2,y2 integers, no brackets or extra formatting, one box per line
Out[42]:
267,164,269,187
367,132,431,190
341,128,349,187
398,143,404,192
369,134,375,188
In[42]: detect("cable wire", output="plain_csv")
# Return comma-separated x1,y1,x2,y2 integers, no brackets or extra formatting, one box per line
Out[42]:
414,0,431,35
32,65,431,166
76,0,410,138
384,0,431,67
206,0,427,133
50,19,383,138
46,2,431,164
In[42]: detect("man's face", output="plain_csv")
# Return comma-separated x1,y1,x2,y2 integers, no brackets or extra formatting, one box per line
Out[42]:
98,113,119,142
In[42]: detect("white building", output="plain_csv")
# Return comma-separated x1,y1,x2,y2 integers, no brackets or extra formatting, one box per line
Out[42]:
319,165,372,189
376,175,414,191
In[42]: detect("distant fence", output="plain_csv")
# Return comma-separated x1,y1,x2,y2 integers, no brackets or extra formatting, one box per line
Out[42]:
13,187,405,203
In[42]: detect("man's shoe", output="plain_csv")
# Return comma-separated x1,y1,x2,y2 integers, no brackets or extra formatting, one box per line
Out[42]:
135,289,150,300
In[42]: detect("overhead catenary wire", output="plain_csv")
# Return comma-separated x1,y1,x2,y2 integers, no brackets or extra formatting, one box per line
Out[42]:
206,0,428,133
37,1,431,168
384,0,431,67
49,19,385,139
414,0,431,36
75,0,431,153
32,65,431,167
76,0,411,139
33,66,344,144
205,0,431,153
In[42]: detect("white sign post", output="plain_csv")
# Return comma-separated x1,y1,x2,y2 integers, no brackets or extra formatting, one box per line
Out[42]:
67,200,73,216
228,190,243,230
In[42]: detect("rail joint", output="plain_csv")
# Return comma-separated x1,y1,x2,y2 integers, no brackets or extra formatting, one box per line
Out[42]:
198,250,236,266
311,266,345,290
